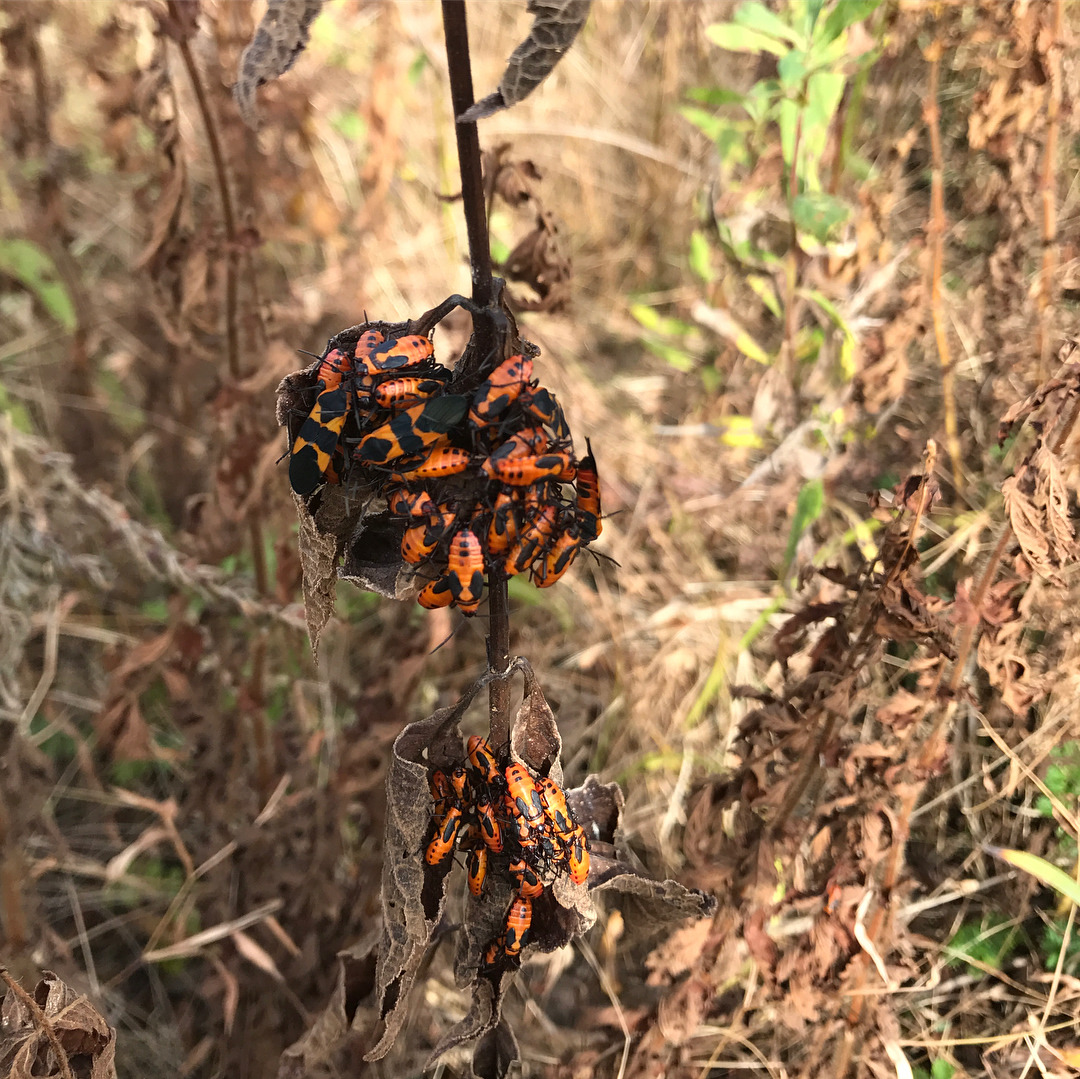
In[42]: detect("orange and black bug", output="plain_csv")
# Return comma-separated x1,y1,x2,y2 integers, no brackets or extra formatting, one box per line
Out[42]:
505,762,544,824
355,396,468,464
352,329,386,361
575,439,603,542
356,333,435,375
418,575,454,609
390,447,472,481
429,770,452,818
388,487,437,518
467,736,501,787
449,765,470,806
509,858,544,899
482,451,575,487
487,491,519,555
475,796,504,854
521,386,570,438
533,524,581,588
447,528,484,614
469,354,533,426
467,847,488,897
401,521,441,564
425,805,462,866
373,377,446,410
504,895,532,955
567,826,589,885
289,349,352,496
506,505,558,576
487,426,549,464
536,777,575,838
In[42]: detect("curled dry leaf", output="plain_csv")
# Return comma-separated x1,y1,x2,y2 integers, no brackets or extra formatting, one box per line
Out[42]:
484,144,572,313
459,0,591,122
365,672,492,1062
234,0,324,128
503,207,572,313
276,929,380,1079
470,1021,520,1079
0,971,117,1079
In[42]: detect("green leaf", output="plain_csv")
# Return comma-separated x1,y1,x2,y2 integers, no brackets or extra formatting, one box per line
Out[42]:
804,69,845,161
778,97,799,172
747,274,782,318
733,2,804,46
931,1058,956,1079
705,21,788,56
0,239,76,331
686,86,748,109
988,846,1080,907
695,304,772,364
643,338,694,373
679,105,727,143
820,0,881,45
781,477,825,580
791,191,850,243
946,912,1021,976
715,126,752,168
778,49,807,91
407,50,428,85
689,230,715,283
0,383,33,433
744,79,780,123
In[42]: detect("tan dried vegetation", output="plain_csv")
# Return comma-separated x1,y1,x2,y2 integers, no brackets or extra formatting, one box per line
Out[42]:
2,1,1080,1076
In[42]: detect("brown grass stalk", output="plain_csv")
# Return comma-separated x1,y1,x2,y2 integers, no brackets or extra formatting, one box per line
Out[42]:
1037,0,1063,377
924,42,963,493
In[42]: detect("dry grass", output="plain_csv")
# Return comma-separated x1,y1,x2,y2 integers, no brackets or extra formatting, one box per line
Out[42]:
3,1,1080,1076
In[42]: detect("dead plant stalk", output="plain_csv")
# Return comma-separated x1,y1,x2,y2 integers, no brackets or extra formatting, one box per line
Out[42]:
925,42,963,493
440,0,511,741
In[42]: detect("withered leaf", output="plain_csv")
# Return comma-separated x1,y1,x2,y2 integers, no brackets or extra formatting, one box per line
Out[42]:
502,208,572,313
234,0,324,128
366,674,491,1062
470,1020,520,1079
277,931,380,1079
459,0,591,122
0,971,117,1079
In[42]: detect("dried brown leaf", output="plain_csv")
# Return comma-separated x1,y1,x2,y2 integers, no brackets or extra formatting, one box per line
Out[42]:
470,1021,520,1079
644,916,713,985
366,674,491,1062
234,0,324,128
277,932,380,1079
1002,472,1052,574
0,972,116,1079
502,208,572,313
459,0,591,122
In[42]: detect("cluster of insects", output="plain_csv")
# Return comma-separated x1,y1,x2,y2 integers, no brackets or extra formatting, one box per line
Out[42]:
286,324,602,611
427,736,589,965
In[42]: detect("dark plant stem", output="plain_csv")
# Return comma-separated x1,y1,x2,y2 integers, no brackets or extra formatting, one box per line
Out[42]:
441,0,511,743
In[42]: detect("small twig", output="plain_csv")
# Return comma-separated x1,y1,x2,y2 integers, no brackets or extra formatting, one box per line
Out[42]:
0,968,77,1079
924,41,963,493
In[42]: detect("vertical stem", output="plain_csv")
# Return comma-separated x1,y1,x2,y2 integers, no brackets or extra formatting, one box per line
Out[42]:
441,0,511,740
441,1,495,310
925,42,963,493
